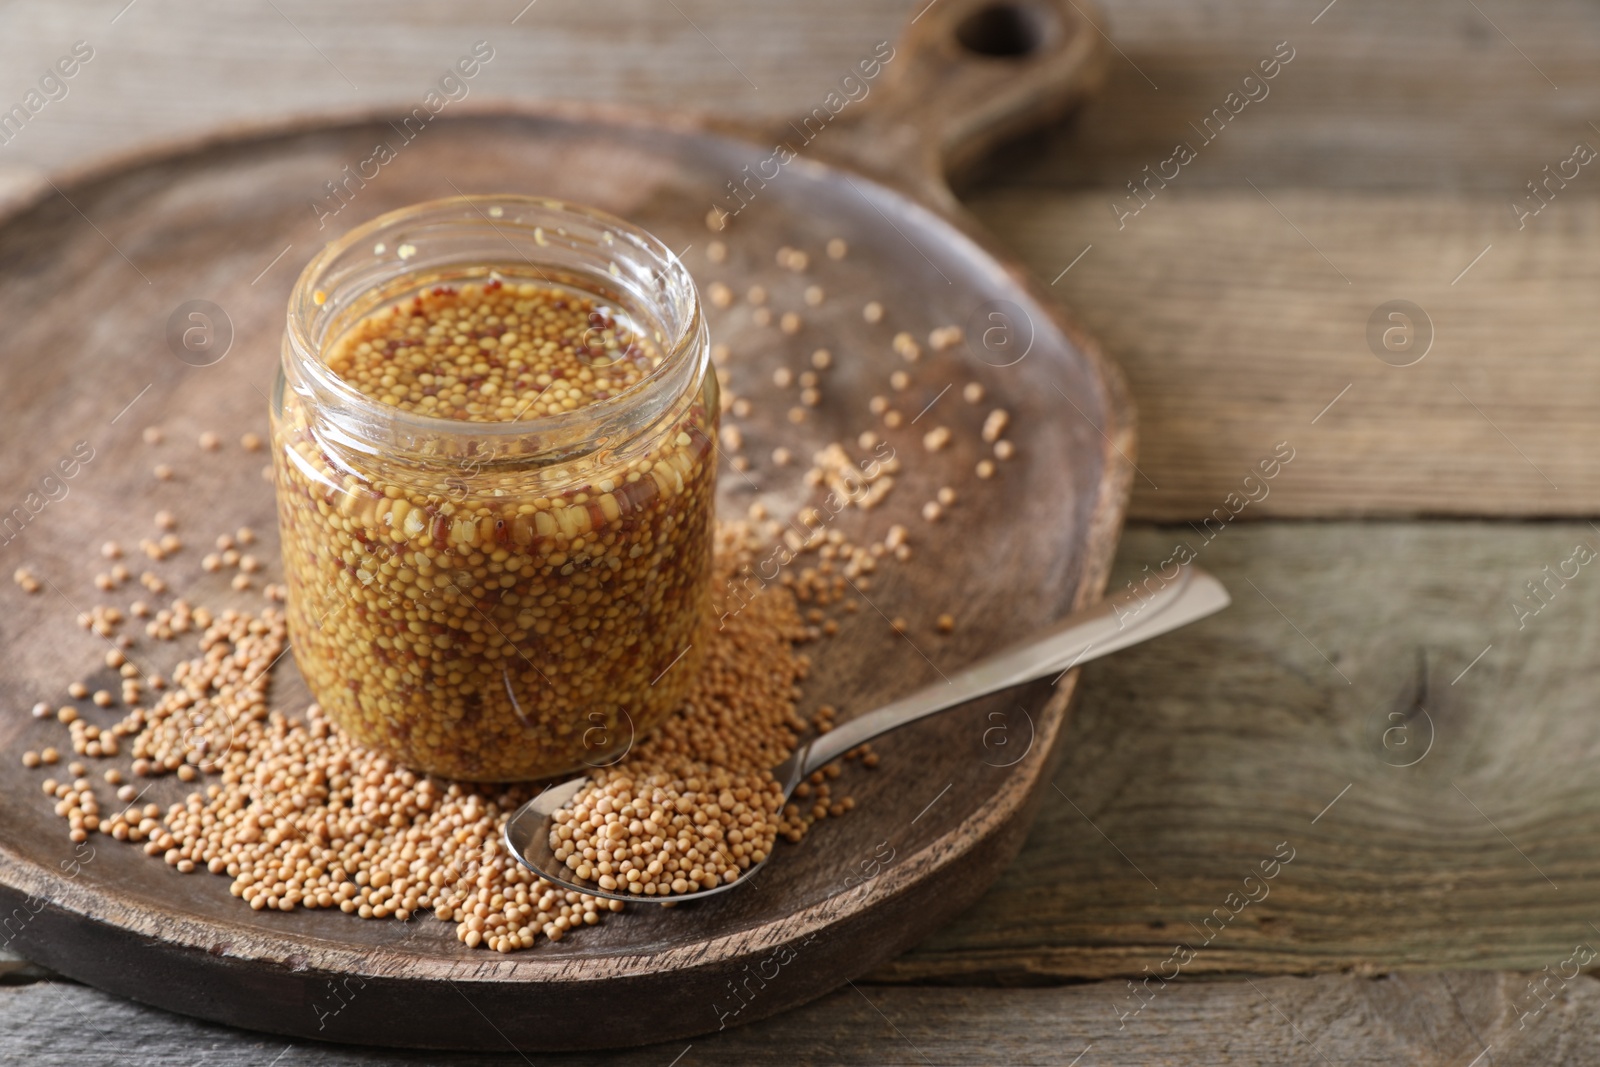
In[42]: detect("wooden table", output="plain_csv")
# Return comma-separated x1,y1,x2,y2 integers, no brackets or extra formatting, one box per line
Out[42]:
3,0,1599,1061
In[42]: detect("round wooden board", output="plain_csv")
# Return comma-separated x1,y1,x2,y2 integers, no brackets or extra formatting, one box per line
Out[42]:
0,0,1133,1051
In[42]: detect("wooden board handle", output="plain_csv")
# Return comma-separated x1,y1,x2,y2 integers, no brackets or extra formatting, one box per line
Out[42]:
819,0,1110,201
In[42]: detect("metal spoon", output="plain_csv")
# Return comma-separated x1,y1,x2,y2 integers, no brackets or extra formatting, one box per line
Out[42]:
505,564,1229,903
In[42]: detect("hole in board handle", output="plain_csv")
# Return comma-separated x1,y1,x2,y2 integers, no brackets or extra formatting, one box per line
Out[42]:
955,2,1053,57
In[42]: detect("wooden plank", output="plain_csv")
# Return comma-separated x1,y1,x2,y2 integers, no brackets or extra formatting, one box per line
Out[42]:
883,522,1600,981
1,0,1596,190
0,969,1596,1064
984,0,1600,191
971,190,1600,518
0,0,908,175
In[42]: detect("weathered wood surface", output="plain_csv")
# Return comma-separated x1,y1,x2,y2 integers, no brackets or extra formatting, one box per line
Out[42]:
3,967,1599,1065
973,191,1600,520
2,0,1599,1059
889,522,1600,982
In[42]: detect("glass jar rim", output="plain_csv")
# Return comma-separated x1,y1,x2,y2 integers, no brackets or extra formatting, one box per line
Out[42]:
283,194,705,457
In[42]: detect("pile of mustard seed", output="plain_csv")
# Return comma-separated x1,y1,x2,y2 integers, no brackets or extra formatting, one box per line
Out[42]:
548,522,874,897
34,518,834,949
325,279,654,421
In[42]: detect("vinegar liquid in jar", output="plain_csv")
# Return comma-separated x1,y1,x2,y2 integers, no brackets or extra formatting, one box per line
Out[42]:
271,196,716,781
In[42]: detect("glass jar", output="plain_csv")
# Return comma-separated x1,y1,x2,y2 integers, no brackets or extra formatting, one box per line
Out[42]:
271,196,716,782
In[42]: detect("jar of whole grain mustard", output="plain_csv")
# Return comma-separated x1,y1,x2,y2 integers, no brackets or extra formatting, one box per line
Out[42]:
271,195,716,782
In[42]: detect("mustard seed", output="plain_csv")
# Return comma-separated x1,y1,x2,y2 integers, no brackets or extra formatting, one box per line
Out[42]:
752,307,773,327
708,282,732,309
804,286,824,307
963,382,985,404
929,325,963,351
922,426,951,453
101,541,122,560
153,464,173,480
863,301,884,323
707,240,727,263
68,682,88,699
826,238,848,259
994,439,1016,461
937,486,957,506
155,510,177,531
22,752,39,768
779,312,802,335
240,432,264,452
199,432,221,451
747,285,767,306
893,333,921,362
31,702,50,719
236,526,256,545
142,427,164,445
40,748,58,765
982,409,1010,443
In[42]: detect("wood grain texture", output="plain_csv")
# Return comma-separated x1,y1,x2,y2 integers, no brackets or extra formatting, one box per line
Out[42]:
972,190,1600,519
3,969,1599,1065
881,522,1600,982
0,0,1136,1048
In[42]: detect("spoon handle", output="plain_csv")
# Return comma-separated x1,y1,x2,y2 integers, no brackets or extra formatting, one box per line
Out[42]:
794,565,1230,778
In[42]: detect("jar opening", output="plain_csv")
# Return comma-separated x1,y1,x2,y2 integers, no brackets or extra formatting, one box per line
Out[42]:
283,196,706,468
